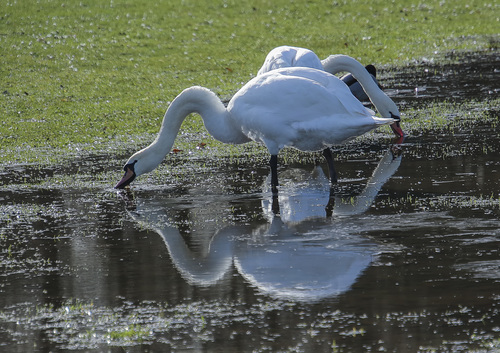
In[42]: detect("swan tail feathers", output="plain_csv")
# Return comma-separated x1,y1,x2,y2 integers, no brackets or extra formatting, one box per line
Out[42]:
373,116,405,138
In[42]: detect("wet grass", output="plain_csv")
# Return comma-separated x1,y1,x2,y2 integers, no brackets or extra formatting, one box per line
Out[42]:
1,0,499,165
1,95,498,191
402,98,500,135
377,194,500,218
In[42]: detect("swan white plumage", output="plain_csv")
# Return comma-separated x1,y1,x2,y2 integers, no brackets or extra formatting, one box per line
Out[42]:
257,46,324,75
115,59,401,191
259,46,387,107
257,46,403,142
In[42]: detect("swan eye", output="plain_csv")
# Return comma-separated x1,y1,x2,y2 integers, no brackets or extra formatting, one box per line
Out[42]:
123,160,138,172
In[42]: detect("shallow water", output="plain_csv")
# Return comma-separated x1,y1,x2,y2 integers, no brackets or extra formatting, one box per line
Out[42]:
0,51,499,352
386,50,500,107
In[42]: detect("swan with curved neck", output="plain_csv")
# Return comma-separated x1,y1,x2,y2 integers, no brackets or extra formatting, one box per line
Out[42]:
258,46,402,136
115,59,402,191
322,54,403,137
259,46,380,101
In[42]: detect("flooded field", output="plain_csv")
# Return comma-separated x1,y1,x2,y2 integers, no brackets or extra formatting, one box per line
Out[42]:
0,51,499,352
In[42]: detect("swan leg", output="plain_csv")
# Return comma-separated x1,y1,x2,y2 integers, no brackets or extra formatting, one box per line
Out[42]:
325,186,336,217
272,194,280,215
322,148,338,184
270,154,279,194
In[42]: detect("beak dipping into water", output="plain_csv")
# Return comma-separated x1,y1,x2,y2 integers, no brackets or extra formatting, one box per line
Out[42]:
115,162,136,189
390,121,404,138
390,112,404,138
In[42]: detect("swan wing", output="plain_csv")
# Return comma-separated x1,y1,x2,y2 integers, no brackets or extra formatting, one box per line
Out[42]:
229,67,390,153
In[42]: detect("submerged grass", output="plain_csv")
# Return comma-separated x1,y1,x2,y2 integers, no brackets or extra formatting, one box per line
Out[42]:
0,0,499,165
2,299,498,351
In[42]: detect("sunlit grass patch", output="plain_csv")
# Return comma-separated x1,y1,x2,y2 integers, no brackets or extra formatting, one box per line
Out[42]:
1,0,499,165
375,193,500,218
401,98,500,135
107,324,151,343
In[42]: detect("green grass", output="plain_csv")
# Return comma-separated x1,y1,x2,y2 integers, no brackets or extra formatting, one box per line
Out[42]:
402,98,500,134
108,324,150,342
0,0,499,163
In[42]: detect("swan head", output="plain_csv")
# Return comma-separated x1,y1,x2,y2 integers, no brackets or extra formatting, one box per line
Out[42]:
115,147,161,189
115,160,137,189
377,97,404,138
390,112,404,138
365,64,377,77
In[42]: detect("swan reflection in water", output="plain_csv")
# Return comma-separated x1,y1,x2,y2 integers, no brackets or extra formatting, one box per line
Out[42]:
124,144,402,302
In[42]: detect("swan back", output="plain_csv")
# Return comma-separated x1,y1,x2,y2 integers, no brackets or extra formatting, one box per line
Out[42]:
257,46,323,75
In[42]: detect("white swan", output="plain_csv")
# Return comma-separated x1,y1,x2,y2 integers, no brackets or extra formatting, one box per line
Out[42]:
115,59,401,191
259,46,381,101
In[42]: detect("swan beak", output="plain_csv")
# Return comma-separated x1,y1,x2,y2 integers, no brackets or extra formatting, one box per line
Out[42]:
389,113,404,138
115,164,136,189
390,121,404,138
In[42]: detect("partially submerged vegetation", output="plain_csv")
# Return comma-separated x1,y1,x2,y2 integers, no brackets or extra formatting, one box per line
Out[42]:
403,99,500,134
1,299,498,351
1,0,499,165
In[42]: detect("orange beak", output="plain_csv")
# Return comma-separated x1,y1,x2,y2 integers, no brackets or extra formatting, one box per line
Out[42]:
390,121,404,138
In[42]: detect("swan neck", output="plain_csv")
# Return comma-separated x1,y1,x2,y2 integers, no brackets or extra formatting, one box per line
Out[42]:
126,86,251,177
322,55,391,115
145,86,245,163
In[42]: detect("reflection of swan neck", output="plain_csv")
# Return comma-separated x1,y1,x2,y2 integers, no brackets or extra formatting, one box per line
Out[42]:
334,149,402,216
127,208,234,286
162,226,234,286
321,55,397,117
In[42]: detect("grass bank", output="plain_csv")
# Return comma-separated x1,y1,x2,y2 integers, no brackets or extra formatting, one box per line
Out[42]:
0,0,498,163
